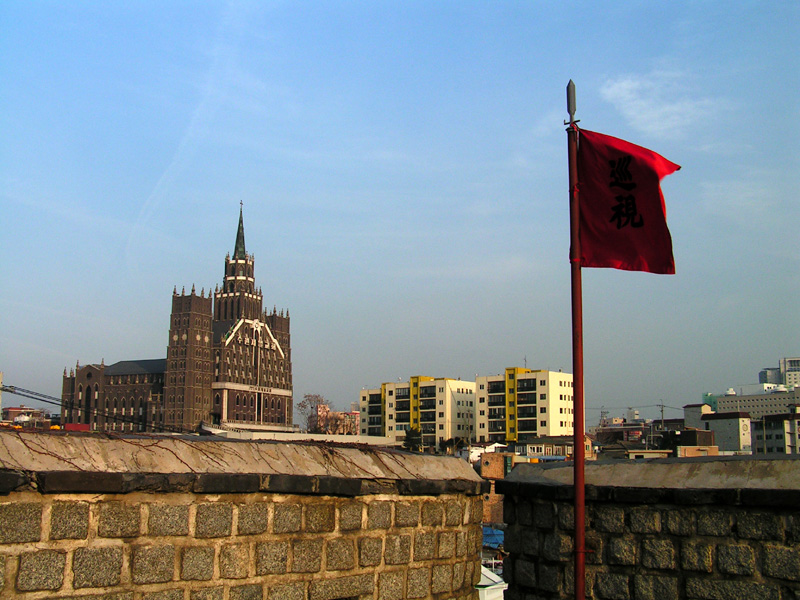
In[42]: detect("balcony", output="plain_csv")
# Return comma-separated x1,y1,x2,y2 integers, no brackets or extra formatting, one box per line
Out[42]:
419,386,436,399
396,412,410,424
487,381,505,394
518,419,538,432
420,412,436,423
489,422,506,432
396,400,410,411
517,392,537,405
367,406,382,415
420,400,436,411
421,424,435,434
488,395,506,407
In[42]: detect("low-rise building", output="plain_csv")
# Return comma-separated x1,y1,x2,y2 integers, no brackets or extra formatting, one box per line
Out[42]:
701,411,752,453
752,405,800,455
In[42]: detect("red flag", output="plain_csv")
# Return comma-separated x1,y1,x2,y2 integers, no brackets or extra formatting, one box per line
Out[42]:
577,128,680,274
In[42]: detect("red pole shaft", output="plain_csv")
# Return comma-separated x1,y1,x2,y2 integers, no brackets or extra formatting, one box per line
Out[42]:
567,120,586,600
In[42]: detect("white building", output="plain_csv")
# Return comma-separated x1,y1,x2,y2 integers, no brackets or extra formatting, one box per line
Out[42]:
701,412,752,454
359,377,476,449
475,368,574,444
716,389,800,420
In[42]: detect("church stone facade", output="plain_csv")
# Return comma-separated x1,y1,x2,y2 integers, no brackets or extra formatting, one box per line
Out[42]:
62,209,293,433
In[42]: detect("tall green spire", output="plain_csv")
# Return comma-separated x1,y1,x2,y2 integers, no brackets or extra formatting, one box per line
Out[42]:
233,203,246,260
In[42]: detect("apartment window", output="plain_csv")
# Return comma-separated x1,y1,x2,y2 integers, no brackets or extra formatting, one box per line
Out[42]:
540,420,546,427
389,426,393,431
439,412,444,417
540,407,547,413
540,380,546,386
480,410,485,416
439,424,444,430
480,384,485,390
540,393,547,400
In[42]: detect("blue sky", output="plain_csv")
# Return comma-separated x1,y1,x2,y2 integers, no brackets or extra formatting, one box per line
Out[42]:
2,1,798,421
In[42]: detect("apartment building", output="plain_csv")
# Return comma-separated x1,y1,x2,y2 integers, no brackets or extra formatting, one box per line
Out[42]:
475,368,574,444
359,377,476,448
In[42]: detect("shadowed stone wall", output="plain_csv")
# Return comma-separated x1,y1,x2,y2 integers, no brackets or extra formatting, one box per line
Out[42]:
0,432,486,600
499,456,800,600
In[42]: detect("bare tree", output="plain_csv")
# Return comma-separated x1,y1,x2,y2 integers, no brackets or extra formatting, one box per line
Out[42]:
296,394,328,432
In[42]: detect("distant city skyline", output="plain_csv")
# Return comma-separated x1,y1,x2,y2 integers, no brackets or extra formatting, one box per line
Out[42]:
1,2,798,421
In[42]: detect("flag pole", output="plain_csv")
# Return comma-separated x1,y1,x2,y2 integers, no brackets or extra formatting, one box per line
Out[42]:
566,79,586,600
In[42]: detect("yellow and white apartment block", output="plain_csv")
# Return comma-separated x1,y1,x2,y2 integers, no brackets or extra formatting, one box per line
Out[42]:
359,376,476,448
475,368,575,443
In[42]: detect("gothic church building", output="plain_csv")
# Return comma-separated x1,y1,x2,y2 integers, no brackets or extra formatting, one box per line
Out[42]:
62,209,293,433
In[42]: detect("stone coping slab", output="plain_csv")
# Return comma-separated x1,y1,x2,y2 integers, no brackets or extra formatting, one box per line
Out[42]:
497,455,800,508
0,432,487,496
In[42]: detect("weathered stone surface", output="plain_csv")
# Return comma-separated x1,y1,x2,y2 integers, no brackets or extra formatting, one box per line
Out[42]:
0,433,484,488
681,540,714,572
358,536,382,567
437,530,456,558
291,539,322,573
325,538,354,571
538,563,560,593
422,501,444,526
685,578,781,600
634,575,678,600
308,574,372,600
664,509,694,536
697,510,731,536
220,542,249,579
593,506,625,533
453,560,466,590
99,501,140,538
379,570,404,600
367,501,391,529
514,558,537,588
142,590,183,600
395,500,420,527
542,532,573,562
456,530,467,556
51,501,89,539
533,501,556,529
717,544,756,575
305,503,335,533
268,582,304,600
230,584,262,600
0,502,41,543
641,538,676,570
338,501,363,531
414,530,435,561
607,537,637,566
594,572,630,600
17,549,66,591
737,511,784,540
195,503,232,538
629,508,661,533
445,500,463,526
73,546,123,589
407,567,430,599
256,541,288,575
273,504,301,534
191,587,224,600
385,534,411,564
182,546,215,581
237,503,269,536
132,545,175,584
431,563,453,594
148,503,189,537
763,544,800,581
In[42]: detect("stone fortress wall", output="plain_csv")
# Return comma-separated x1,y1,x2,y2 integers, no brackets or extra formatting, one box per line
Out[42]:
499,456,800,599
0,432,486,600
